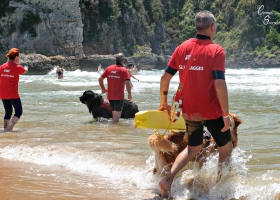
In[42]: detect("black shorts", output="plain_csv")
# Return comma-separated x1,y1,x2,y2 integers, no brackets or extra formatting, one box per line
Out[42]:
186,116,231,147
2,98,23,119
109,100,124,111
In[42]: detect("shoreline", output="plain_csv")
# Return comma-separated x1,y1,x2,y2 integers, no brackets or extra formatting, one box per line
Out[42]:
6,53,280,75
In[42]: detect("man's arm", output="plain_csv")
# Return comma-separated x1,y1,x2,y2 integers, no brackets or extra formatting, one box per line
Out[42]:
214,79,230,132
158,71,173,111
23,66,28,74
131,74,139,81
125,80,132,100
98,76,107,93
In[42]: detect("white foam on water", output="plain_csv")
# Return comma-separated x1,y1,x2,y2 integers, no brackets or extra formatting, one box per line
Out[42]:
145,148,280,200
226,68,280,94
0,143,156,189
25,66,280,94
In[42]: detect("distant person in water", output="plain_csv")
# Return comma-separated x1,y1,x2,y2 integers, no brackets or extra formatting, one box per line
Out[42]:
97,64,104,74
0,48,28,131
127,63,139,82
132,64,138,75
56,65,64,79
126,63,139,90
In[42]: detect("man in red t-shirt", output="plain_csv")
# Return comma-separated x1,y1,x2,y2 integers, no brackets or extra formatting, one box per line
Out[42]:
158,11,232,197
98,53,132,123
0,48,28,131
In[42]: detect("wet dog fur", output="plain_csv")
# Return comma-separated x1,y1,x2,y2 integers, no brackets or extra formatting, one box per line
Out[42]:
148,113,242,176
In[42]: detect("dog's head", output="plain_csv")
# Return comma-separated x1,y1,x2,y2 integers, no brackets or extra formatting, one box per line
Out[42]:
79,90,104,113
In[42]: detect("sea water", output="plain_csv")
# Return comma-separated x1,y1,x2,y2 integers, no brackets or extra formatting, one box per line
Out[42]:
0,67,280,199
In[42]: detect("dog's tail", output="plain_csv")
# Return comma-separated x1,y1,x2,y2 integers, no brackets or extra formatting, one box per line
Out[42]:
231,113,243,128
230,113,243,148
148,134,178,153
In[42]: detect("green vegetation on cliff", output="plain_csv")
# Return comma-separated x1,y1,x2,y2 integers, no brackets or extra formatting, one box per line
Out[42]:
19,10,41,37
0,0,41,38
80,0,280,57
1,0,280,60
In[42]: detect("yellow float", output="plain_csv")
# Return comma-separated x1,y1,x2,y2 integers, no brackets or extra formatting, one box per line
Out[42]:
134,110,186,130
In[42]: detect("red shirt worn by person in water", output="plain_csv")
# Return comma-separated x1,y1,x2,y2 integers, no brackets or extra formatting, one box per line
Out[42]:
168,38,225,120
101,64,130,100
0,62,25,99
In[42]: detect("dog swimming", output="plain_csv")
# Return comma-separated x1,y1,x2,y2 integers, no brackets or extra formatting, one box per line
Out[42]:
79,90,139,121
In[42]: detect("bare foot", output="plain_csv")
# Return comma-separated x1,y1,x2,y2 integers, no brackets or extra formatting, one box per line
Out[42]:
159,177,172,198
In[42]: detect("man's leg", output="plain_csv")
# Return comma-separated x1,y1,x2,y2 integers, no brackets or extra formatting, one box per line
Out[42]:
159,120,204,197
4,119,10,130
111,100,124,123
159,145,202,197
5,99,22,132
2,100,12,131
112,111,122,123
5,116,19,132
204,117,233,175
217,141,233,174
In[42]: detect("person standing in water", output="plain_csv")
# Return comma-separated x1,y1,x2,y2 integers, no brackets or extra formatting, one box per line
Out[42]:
132,64,139,75
158,10,232,198
127,63,139,89
56,64,64,79
97,64,104,74
0,48,28,131
98,53,132,123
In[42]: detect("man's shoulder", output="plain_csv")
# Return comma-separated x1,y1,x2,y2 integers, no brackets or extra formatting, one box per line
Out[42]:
181,38,223,49
0,63,6,68
107,64,115,68
107,64,124,69
180,38,196,45
208,42,223,49
16,64,24,68
106,64,127,72
207,43,225,54
178,38,207,49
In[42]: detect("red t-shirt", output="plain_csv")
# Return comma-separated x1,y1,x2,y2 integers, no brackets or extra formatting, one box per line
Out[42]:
168,38,226,120
0,62,25,99
101,64,130,100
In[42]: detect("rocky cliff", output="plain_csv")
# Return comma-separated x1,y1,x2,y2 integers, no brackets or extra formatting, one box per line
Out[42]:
0,0,169,58
19,53,171,75
0,0,84,57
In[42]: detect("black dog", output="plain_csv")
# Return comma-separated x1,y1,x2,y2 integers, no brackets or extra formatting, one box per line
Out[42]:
79,90,139,120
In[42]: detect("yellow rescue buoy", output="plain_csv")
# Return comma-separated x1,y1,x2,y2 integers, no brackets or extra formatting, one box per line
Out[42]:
134,110,186,130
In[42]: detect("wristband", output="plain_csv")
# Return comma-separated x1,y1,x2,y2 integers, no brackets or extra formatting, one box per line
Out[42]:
223,113,229,118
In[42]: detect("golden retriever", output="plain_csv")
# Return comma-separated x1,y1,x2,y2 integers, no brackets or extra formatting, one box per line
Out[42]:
148,113,242,176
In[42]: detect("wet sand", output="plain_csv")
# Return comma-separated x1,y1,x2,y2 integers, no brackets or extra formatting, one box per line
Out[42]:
0,158,125,200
